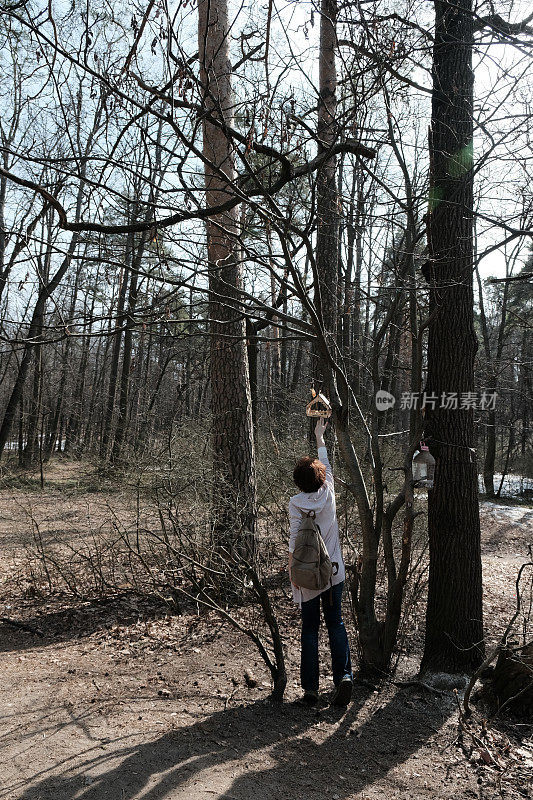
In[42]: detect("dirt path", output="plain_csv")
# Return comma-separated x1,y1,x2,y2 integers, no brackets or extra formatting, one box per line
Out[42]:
0,469,531,800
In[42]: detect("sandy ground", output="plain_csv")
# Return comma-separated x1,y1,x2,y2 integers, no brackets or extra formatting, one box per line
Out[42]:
0,462,531,800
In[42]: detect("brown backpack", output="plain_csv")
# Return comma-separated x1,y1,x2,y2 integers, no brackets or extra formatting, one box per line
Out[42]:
291,510,338,591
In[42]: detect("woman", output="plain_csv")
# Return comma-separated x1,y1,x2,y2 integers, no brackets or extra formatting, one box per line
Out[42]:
288,418,353,706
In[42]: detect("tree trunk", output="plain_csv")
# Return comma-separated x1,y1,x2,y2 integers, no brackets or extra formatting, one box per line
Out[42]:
0,232,79,460
110,266,138,462
64,283,96,455
17,392,24,465
421,0,484,674
21,217,53,468
246,318,259,433
22,340,43,468
519,327,531,456
45,261,83,461
100,258,130,460
313,0,392,674
313,0,340,461
198,0,257,556
483,409,497,496
315,0,339,354
345,170,365,396
490,643,533,718
111,231,146,462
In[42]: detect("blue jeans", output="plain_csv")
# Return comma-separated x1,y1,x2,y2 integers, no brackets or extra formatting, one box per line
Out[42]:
300,581,352,692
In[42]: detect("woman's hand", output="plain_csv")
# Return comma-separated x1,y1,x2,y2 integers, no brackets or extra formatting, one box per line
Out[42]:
315,417,328,444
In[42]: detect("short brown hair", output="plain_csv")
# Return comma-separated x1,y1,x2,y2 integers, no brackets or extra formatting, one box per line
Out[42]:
293,457,326,493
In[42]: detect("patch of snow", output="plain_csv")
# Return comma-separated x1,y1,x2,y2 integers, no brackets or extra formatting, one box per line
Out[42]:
482,503,531,520
479,473,533,497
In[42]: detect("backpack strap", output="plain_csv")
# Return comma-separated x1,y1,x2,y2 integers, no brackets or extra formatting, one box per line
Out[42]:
328,563,340,605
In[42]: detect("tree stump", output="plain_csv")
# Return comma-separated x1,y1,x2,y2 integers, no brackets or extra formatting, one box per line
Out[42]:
490,642,533,718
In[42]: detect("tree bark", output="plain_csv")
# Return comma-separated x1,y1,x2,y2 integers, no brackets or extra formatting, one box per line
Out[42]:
100,255,130,460
314,0,339,398
64,278,97,454
44,259,83,461
21,222,52,468
421,0,484,674
490,643,533,718
110,263,139,462
198,0,257,555
475,261,510,496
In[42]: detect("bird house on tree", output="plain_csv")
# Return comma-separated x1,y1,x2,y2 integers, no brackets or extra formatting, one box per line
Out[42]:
412,443,436,488
305,390,332,418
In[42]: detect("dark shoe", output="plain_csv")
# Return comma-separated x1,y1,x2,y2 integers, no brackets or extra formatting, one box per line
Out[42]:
298,690,319,706
330,676,352,706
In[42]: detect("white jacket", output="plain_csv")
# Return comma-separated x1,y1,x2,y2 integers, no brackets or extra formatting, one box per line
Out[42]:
288,446,346,605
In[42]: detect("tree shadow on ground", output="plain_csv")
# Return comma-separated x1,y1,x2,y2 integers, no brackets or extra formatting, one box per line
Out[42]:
0,585,295,655
480,503,533,556
0,595,177,653
17,684,452,800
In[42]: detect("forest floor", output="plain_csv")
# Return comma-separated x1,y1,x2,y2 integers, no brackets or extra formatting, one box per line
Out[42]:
0,460,532,800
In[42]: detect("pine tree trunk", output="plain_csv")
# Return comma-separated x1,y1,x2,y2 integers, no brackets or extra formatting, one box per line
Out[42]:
100,259,130,460
315,0,339,373
483,409,497,496
343,170,357,387
64,290,94,455
313,0,340,463
421,0,484,674
519,328,531,455
198,0,257,556
17,392,24,465
110,268,138,462
45,263,82,461
111,231,146,462
314,0,388,674
22,341,43,468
